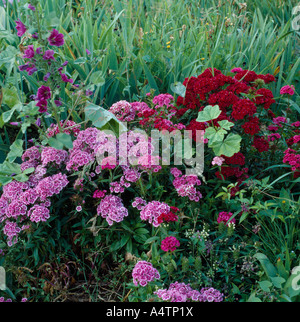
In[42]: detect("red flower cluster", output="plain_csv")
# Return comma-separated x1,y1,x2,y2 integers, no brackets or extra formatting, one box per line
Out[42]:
176,68,276,181
157,207,179,224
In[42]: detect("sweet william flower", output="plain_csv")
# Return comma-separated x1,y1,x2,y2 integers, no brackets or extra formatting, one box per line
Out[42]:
48,29,65,47
280,85,295,96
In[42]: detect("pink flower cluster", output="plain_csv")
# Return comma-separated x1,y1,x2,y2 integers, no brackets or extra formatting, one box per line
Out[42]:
161,236,180,252
132,197,147,210
170,168,202,201
283,148,300,171
109,100,136,122
93,190,107,199
217,211,236,225
154,282,202,302
132,260,160,287
41,147,68,167
280,85,295,96
96,195,128,225
0,145,70,246
139,200,171,227
198,287,224,302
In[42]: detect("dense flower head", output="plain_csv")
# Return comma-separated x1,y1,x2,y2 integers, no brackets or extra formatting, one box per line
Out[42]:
161,236,180,252
171,168,202,201
198,287,224,302
280,85,295,96
139,200,171,227
231,99,257,120
132,260,160,287
217,211,236,225
252,136,269,152
41,147,69,167
242,116,260,135
109,100,136,122
35,173,69,200
154,282,202,302
27,205,50,223
97,195,128,225
283,148,300,172
3,221,21,246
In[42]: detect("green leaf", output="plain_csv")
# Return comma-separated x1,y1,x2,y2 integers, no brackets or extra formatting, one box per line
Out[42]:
7,139,23,163
85,103,127,133
210,133,242,157
218,120,234,130
270,276,286,289
2,108,15,123
48,137,64,150
196,105,221,122
254,253,278,279
205,127,227,145
2,87,20,108
170,82,186,98
247,292,262,302
90,71,105,86
56,133,73,149
258,280,272,292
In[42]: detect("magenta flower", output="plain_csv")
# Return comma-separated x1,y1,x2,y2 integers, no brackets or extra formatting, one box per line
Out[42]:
60,73,73,84
23,45,35,59
280,85,295,96
132,261,160,287
28,4,35,11
37,85,51,100
36,99,48,113
15,19,27,37
217,211,236,226
230,67,243,73
48,29,64,47
161,236,180,252
43,50,55,61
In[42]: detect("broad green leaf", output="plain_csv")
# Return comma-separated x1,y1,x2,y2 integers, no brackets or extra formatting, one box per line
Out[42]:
258,280,272,292
90,71,105,86
270,276,286,289
85,103,127,133
56,132,73,149
2,87,20,108
218,120,234,130
205,127,227,145
7,139,23,163
48,137,64,150
210,133,242,157
254,253,278,279
170,82,186,98
196,105,221,122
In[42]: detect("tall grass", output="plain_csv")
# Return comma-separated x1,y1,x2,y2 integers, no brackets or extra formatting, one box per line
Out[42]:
0,0,299,107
